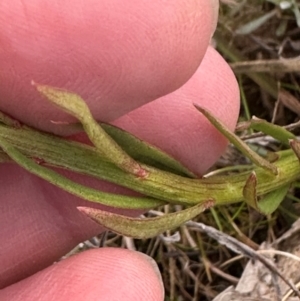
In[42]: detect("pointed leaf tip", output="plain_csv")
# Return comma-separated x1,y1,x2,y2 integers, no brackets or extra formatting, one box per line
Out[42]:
243,171,258,210
243,171,289,215
34,83,88,119
34,84,146,177
250,116,295,146
290,139,300,161
78,200,215,239
194,104,278,175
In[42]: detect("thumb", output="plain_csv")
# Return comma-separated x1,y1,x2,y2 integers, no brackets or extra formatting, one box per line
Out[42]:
0,248,165,301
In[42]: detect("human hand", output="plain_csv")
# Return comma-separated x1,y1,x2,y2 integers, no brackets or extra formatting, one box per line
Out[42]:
0,1,239,300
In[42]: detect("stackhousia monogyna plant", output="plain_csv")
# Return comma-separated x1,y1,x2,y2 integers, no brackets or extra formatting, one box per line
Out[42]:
1,83,300,239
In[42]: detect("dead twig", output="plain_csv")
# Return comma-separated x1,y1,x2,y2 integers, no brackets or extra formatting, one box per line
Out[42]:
187,221,300,299
231,58,300,74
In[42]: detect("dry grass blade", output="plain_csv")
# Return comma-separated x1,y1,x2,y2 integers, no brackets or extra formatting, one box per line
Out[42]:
231,58,300,74
187,221,300,299
279,89,300,116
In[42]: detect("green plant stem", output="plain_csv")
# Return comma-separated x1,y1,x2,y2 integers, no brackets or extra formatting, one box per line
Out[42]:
0,137,164,209
1,123,299,207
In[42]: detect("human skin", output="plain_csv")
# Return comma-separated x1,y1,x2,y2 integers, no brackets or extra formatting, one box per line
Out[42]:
0,1,239,300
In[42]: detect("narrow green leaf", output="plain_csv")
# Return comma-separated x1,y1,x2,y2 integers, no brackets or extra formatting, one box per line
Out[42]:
258,184,290,215
243,172,258,210
243,170,289,214
78,200,215,239
35,119,196,178
235,10,277,35
34,83,147,177
292,2,300,27
0,138,164,209
250,116,295,146
194,104,278,175
101,124,196,178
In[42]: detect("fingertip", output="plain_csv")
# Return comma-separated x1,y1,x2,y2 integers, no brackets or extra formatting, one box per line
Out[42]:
113,46,240,175
1,248,164,301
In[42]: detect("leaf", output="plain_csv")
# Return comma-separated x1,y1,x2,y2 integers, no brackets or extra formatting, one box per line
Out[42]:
243,170,289,214
235,10,277,35
78,200,215,239
292,0,300,27
194,105,278,175
258,184,290,215
34,119,196,177
101,123,196,178
243,172,258,210
0,138,164,209
250,116,296,146
290,139,300,161
34,83,146,177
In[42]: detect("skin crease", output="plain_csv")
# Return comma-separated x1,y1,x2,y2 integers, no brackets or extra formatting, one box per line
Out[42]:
0,1,240,300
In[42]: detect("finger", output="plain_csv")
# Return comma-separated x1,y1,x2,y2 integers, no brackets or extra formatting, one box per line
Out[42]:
0,163,141,288
0,0,217,135
113,46,240,175
0,248,164,301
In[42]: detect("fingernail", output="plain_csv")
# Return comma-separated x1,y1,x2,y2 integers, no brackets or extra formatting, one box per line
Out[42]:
139,252,165,295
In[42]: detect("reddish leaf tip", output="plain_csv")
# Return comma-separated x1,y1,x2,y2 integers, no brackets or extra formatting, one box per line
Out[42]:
31,80,37,86
77,206,92,215
243,171,258,210
203,199,216,210
290,139,300,161
135,166,149,178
